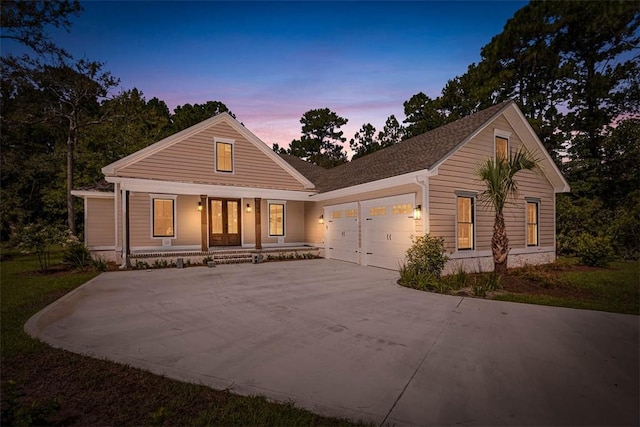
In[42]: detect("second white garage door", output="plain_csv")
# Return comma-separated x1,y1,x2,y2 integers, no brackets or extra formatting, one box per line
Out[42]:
362,194,416,270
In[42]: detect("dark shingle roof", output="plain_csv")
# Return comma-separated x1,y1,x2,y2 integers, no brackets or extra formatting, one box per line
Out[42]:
284,101,513,193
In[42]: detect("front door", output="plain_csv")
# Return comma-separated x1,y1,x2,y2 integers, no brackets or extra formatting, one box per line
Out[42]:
209,198,241,246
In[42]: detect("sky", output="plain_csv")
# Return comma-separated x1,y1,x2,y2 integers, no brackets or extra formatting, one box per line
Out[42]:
6,0,528,153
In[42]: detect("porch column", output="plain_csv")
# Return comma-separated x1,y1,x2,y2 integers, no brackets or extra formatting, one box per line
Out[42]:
121,189,130,269
254,197,262,250
200,195,207,252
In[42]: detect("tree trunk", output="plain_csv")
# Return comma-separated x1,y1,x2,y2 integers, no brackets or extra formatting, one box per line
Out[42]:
67,126,76,236
492,211,509,275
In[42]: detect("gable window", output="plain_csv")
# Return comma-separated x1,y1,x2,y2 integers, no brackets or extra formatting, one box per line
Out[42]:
153,198,175,238
269,202,285,236
495,135,509,161
457,195,475,250
216,141,233,173
526,200,539,246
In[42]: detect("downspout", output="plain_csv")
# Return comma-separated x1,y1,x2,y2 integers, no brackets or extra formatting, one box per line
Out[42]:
120,188,130,269
415,175,430,235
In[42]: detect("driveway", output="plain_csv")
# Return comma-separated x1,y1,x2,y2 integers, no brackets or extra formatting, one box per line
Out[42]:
27,260,639,426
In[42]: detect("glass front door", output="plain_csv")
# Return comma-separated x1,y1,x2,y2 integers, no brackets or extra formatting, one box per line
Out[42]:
209,199,240,246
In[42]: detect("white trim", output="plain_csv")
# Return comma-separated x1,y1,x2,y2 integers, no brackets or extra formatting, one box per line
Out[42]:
105,177,315,201
82,197,88,246
267,200,286,237
131,245,201,252
70,190,114,199
121,190,128,268
88,245,116,251
150,194,178,240
214,137,235,174
101,112,315,190
449,246,555,259
114,184,119,252
311,168,439,202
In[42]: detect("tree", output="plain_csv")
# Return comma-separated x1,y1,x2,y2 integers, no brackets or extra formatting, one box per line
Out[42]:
402,92,446,139
34,59,120,235
171,101,234,133
1,0,82,58
288,108,348,168
349,123,378,160
377,115,405,148
476,149,538,275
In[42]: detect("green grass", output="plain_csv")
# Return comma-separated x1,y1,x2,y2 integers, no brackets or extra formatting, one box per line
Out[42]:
1,248,99,359
494,260,640,314
1,247,362,426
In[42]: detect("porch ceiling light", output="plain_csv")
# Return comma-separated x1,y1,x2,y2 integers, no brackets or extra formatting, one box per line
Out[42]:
197,201,203,212
318,214,324,224
413,205,422,220
246,203,252,213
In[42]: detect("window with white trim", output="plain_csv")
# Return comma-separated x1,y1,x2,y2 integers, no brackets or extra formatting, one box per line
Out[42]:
526,200,539,246
216,141,233,172
269,202,285,236
496,135,509,161
457,195,475,250
152,198,175,238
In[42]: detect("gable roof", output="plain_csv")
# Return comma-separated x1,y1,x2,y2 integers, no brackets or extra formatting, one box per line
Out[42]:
101,112,315,190
284,100,570,194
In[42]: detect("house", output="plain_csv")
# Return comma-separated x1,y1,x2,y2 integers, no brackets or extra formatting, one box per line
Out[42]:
72,100,570,272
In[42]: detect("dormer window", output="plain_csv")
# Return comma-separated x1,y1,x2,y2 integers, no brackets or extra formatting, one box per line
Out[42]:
215,139,234,173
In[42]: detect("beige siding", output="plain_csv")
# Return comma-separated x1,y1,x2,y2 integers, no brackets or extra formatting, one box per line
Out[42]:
304,201,324,245
260,199,305,244
117,122,305,191
86,198,115,248
243,198,256,245
173,195,201,246
430,114,555,255
129,193,160,248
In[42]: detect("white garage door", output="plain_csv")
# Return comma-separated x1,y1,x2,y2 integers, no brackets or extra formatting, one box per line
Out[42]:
362,194,416,270
325,202,359,264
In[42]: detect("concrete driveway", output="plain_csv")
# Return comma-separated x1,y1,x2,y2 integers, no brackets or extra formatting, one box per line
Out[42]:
27,260,639,426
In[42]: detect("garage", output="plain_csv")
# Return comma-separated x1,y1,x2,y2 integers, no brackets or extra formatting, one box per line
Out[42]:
361,194,416,270
324,202,359,264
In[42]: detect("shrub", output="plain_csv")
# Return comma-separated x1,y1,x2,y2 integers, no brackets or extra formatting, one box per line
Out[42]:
92,257,109,272
63,241,93,271
575,233,614,267
12,222,68,272
405,234,449,279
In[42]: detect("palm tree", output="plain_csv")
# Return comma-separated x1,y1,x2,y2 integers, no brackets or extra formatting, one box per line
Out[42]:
476,148,538,275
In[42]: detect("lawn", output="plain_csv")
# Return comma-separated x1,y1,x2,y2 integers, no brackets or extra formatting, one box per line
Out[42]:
0,248,360,426
429,257,639,315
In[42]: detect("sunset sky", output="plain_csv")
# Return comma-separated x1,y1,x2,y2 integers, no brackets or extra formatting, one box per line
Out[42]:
6,1,527,151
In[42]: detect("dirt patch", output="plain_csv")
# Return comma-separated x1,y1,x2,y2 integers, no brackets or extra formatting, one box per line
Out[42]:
500,274,593,299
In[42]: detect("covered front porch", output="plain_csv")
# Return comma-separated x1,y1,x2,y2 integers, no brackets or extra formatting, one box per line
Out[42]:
111,177,318,268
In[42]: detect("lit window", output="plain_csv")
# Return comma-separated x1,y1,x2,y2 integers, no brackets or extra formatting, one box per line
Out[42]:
269,203,285,236
331,211,342,219
216,141,233,172
153,198,175,237
369,206,386,216
345,209,358,218
527,201,539,246
496,136,509,161
392,204,412,215
457,196,474,250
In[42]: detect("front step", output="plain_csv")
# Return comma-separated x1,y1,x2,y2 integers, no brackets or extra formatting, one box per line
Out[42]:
212,252,253,264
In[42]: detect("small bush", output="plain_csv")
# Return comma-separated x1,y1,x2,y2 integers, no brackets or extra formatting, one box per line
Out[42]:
11,222,68,272
92,257,109,272
405,234,449,278
576,233,614,267
63,241,93,271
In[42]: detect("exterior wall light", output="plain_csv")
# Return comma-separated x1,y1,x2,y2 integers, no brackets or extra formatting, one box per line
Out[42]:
318,214,324,224
413,204,422,220
246,203,252,213
197,201,203,212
